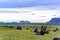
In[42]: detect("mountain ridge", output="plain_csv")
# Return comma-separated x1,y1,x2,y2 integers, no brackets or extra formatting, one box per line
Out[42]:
47,18,60,23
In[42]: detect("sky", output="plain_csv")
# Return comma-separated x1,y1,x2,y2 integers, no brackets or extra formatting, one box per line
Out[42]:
0,0,60,23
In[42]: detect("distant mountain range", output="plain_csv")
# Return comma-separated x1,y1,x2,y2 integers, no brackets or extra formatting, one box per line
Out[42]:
19,21,30,23
47,18,60,23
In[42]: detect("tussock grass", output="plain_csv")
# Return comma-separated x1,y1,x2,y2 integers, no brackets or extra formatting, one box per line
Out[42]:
0,26,59,40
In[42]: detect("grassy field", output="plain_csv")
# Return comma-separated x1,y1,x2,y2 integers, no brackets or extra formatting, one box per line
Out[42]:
0,26,59,40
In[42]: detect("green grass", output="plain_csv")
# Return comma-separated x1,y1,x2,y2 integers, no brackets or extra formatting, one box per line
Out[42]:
0,27,59,40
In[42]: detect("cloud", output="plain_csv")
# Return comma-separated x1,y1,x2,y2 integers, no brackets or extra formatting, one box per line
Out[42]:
0,6,59,23
39,16,46,17
0,7,59,23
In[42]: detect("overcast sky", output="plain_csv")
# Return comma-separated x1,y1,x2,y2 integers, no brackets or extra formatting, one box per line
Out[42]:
0,0,60,23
